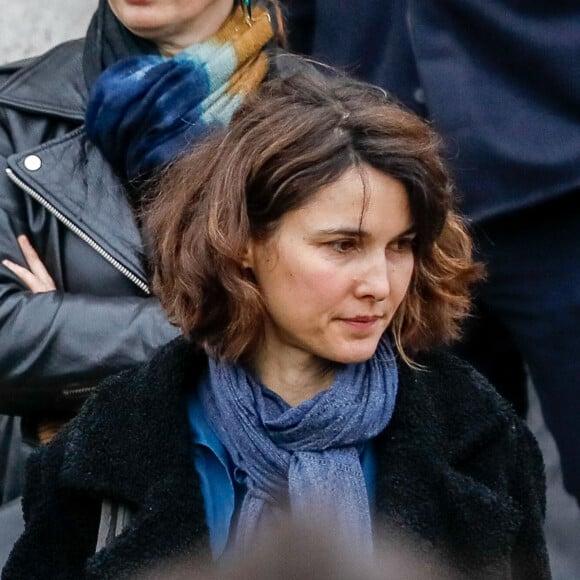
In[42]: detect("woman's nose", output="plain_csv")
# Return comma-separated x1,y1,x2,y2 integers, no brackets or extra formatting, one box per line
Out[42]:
353,255,390,302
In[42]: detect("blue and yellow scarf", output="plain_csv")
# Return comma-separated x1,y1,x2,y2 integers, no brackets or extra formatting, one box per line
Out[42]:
85,6,273,182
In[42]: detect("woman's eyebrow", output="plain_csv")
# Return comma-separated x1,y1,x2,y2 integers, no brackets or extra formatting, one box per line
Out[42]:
395,225,417,238
315,225,417,239
315,227,367,237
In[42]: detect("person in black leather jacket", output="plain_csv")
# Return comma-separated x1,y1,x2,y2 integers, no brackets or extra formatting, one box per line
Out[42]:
0,0,288,504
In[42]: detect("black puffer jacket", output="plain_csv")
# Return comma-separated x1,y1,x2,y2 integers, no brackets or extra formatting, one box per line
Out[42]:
2,339,550,579
0,39,179,417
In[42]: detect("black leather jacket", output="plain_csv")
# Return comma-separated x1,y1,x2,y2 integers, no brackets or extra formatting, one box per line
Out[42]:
0,39,180,417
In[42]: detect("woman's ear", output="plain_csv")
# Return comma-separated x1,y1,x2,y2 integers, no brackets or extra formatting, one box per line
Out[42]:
241,241,255,271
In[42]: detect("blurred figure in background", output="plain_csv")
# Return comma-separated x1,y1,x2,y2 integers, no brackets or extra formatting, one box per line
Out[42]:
286,0,580,504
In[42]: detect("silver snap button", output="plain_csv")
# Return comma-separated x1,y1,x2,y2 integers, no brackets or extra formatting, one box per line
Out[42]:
24,155,42,171
413,87,426,105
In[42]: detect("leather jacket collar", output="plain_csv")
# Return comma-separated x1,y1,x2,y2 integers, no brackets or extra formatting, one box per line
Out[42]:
6,131,149,288
0,39,87,120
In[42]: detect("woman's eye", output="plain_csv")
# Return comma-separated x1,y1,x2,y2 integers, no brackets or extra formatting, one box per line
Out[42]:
330,239,357,253
389,237,416,252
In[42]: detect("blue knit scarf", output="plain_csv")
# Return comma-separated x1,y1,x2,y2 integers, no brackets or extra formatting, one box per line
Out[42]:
85,6,274,182
200,337,399,555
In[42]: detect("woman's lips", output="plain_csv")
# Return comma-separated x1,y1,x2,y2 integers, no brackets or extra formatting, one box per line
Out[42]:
339,316,382,330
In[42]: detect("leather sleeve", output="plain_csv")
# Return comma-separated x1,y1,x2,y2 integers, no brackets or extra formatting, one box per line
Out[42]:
0,277,179,415
0,125,179,415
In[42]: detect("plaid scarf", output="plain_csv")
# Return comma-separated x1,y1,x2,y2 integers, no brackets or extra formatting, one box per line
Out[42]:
85,6,273,183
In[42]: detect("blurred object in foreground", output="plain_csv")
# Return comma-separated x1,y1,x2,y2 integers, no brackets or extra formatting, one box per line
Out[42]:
134,520,476,580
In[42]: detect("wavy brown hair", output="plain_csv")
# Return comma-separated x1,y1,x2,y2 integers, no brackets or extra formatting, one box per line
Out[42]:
146,69,483,364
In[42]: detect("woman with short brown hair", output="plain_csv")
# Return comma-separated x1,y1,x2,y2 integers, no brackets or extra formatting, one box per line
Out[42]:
4,71,549,578
150,72,477,364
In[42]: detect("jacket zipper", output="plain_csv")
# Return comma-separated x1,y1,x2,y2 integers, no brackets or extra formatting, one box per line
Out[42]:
61,385,98,399
6,167,150,295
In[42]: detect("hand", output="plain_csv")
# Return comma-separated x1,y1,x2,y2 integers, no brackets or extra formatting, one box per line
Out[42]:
2,235,57,293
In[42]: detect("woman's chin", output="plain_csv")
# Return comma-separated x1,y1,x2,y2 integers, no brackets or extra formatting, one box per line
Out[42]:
324,338,383,365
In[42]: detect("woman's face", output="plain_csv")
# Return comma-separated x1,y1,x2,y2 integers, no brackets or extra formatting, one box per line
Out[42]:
108,0,234,53
246,164,416,370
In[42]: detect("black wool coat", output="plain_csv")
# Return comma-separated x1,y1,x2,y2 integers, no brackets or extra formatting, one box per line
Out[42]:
2,339,550,579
